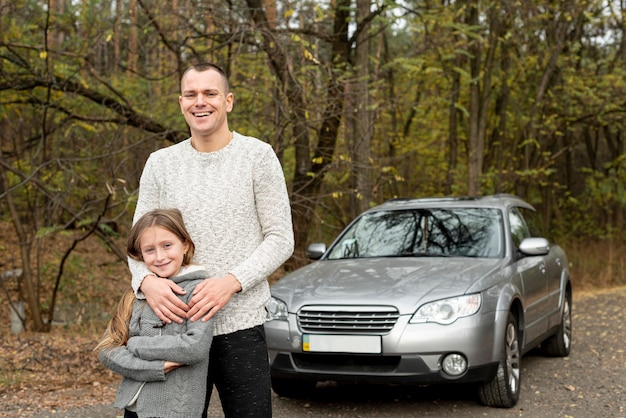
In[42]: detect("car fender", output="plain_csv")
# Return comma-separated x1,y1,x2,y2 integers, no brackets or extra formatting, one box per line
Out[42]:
482,282,524,362
548,269,571,329
558,257,571,307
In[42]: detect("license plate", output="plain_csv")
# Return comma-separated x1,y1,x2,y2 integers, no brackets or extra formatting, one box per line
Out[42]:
302,334,381,354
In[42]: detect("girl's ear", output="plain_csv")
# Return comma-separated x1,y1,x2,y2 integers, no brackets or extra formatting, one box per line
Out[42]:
183,240,191,262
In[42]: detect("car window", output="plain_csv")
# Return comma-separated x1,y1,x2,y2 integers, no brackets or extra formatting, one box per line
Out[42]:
508,207,529,248
326,208,503,259
518,207,551,241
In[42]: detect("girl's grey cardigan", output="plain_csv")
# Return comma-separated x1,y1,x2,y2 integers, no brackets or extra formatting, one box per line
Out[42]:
99,265,212,418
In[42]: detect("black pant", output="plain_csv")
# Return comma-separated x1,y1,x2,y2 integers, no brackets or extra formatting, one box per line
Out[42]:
124,410,138,418
203,325,272,418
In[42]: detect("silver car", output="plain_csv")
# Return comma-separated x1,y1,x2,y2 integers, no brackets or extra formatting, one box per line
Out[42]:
265,194,572,408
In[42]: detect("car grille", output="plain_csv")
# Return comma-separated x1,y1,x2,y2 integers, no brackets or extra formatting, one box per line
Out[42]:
297,305,399,334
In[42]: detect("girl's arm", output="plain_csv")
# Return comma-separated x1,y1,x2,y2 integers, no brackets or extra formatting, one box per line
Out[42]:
98,346,166,382
127,317,214,365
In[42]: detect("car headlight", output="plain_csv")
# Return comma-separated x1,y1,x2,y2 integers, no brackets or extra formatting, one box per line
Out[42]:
266,297,289,321
409,294,481,325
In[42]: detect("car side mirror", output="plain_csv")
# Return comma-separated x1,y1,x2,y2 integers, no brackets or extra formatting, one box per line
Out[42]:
518,237,550,256
306,243,327,260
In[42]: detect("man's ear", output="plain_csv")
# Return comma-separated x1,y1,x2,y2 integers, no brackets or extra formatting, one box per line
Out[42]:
226,92,235,112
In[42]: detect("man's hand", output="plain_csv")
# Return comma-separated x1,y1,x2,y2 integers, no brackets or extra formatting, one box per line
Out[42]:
187,274,242,322
141,274,188,324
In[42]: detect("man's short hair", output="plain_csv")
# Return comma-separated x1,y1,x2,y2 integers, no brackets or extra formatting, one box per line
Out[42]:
180,62,229,92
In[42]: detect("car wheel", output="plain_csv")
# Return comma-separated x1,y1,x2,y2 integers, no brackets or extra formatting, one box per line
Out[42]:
478,312,521,408
271,377,317,398
541,289,572,357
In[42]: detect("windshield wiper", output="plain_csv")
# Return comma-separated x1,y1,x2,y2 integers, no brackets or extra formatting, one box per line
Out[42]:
385,251,451,258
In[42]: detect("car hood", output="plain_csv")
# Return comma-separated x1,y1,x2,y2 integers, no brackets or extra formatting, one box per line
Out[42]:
271,257,505,314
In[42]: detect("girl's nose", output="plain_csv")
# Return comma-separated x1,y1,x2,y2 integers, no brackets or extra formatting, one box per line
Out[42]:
155,248,166,260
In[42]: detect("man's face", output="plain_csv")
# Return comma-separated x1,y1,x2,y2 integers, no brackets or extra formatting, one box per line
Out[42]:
179,69,234,138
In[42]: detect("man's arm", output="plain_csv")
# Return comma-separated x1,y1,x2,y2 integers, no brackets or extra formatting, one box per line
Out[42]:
129,154,189,323
187,147,294,322
227,146,295,290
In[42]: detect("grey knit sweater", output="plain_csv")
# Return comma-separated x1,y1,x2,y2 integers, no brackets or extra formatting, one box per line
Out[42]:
99,265,213,418
129,132,294,336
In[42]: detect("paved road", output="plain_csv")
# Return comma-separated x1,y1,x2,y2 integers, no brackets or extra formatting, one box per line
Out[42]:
32,287,626,418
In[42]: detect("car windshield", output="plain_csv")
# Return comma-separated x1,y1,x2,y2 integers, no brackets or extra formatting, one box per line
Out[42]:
326,207,503,260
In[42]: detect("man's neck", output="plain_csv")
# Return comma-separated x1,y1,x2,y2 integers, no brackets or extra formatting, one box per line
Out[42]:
191,130,233,153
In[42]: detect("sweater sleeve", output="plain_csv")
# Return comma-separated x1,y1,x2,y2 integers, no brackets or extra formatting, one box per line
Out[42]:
127,318,214,365
99,346,166,382
229,146,295,291
130,154,162,297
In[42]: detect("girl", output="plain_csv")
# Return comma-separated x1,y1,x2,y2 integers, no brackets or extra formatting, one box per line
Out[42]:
96,208,212,418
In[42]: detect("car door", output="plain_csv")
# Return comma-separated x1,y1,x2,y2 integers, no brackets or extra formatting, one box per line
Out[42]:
509,207,549,344
519,207,563,324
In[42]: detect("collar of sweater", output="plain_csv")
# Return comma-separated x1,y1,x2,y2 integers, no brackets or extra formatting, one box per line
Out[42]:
168,264,208,284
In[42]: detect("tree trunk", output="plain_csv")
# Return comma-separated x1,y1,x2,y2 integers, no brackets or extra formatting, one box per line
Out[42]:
128,0,138,75
244,0,350,270
466,1,482,196
349,0,373,217
114,0,122,69
0,163,45,331
445,51,462,195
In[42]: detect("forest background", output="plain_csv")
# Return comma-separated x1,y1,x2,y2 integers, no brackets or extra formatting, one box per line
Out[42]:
1,0,625,335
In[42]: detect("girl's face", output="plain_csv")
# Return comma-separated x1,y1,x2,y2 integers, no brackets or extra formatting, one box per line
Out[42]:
139,225,189,278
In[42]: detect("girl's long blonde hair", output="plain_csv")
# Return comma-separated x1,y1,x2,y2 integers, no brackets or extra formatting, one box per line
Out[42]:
95,208,195,353
94,288,136,352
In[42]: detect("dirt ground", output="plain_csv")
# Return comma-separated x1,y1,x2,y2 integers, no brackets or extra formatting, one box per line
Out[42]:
1,286,624,418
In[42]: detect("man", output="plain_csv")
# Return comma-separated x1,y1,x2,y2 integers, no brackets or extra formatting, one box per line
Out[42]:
129,62,294,417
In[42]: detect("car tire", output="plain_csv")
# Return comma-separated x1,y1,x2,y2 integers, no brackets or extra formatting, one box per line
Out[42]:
478,312,521,408
541,289,572,357
271,377,317,398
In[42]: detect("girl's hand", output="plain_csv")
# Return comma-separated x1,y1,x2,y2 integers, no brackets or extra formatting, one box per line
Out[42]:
164,361,183,373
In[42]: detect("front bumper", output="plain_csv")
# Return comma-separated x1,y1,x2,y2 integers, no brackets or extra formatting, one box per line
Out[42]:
269,351,498,384
264,309,504,384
